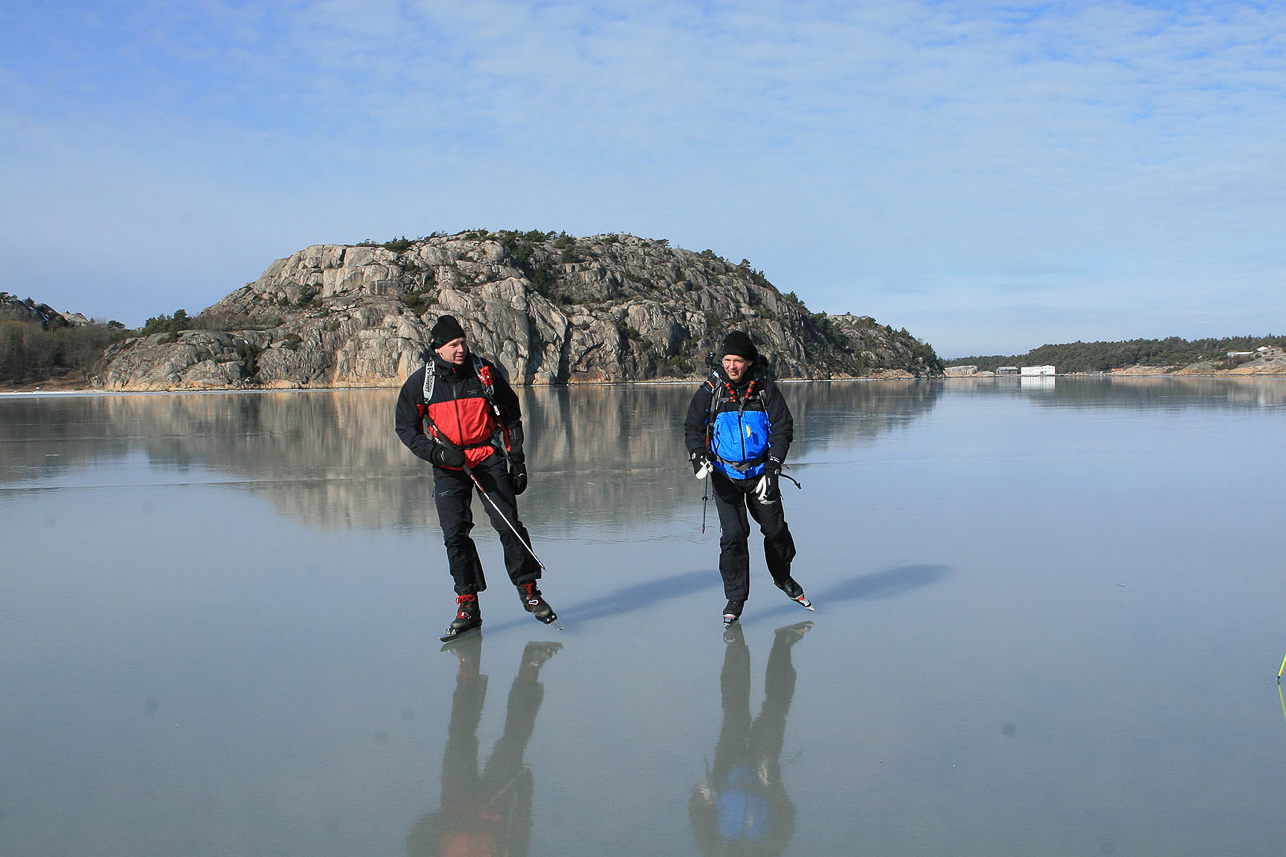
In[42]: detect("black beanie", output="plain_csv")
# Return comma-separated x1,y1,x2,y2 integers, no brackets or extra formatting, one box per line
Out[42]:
721,331,758,363
430,314,466,348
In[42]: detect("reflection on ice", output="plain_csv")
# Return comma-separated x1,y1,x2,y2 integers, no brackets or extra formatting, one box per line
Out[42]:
691,621,812,857
0,383,945,531
945,373,1286,408
4,378,1284,535
407,637,562,857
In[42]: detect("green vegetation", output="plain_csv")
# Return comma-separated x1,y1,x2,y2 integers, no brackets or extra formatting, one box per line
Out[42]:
0,318,128,384
908,335,941,371
232,338,262,378
404,290,432,310
193,309,276,331
494,229,561,299
359,234,439,252
141,309,192,339
552,231,577,263
295,286,319,308
616,319,642,342
947,335,1286,373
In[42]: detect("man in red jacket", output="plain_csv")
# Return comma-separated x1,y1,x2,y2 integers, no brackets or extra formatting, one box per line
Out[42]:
395,315,556,640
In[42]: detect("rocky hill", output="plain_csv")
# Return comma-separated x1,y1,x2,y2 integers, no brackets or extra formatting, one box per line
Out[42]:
0,293,91,329
98,230,942,390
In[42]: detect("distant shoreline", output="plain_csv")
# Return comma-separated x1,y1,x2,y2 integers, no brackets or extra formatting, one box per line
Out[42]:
6,369,1286,397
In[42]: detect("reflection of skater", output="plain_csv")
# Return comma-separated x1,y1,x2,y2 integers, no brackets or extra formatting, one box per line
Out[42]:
691,622,811,856
407,638,561,857
395,314,557,640
684,331,812,625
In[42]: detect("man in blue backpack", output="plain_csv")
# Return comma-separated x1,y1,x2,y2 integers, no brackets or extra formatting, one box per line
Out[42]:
684,331,814,626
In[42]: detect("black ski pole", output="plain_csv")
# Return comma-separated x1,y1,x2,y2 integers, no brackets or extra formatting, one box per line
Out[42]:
701,474,709,534
463,463,547,571
701,351,717,534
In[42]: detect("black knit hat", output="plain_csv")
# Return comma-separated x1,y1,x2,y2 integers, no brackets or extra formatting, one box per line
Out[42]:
721,331,758,363
430,314,466,348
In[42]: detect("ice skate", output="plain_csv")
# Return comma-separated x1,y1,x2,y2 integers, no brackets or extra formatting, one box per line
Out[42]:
517,581,558,624
440,591,482,642
723,599,744,626
775,576,814,611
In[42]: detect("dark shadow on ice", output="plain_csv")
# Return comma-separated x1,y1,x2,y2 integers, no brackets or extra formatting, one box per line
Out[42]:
756,564,948,621
690,621,811,857
482,568,721,633
407,635,561,857
817,563,948,602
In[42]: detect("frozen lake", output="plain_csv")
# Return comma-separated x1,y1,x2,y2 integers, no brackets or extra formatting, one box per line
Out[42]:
3,376,1286,855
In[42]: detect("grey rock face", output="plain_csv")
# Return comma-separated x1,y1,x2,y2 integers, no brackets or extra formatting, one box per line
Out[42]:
1,295,65,329
99,231,942,390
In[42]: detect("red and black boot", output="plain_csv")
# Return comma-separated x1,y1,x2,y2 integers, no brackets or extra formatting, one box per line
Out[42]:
440,590,482,642
517,581,558,625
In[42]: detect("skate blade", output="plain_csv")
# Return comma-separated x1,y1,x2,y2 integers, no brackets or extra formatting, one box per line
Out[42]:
794,596,815,612
439,625,482,645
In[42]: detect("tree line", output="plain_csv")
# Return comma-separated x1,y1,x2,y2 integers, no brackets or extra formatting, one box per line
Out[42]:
947,335,1286,374
0,294,136,386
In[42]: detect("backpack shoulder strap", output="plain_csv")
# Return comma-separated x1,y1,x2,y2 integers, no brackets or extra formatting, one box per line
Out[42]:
421,363,435,402
472,355,495,400
703,371,727,423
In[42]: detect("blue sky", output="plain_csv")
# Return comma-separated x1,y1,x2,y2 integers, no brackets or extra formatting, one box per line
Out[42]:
2,0,1282,357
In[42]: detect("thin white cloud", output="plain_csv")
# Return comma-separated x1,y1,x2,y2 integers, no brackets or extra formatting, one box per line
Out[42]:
1,0,1283,349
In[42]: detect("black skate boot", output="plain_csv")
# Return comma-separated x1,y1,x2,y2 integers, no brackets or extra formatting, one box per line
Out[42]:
440,591,482,643
775,576,814,611
517,581,558,624
723,599,744,626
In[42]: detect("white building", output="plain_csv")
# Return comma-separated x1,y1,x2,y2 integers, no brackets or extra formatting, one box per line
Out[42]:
1020,365,1056,376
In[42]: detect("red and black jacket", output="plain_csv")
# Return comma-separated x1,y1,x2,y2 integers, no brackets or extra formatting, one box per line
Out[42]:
395,352,524,470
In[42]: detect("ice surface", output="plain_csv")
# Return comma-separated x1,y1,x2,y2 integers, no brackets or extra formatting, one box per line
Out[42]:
2,377,1286,855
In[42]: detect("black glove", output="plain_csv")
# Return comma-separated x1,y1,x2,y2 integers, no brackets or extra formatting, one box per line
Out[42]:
690,449,712,478
430,439,466,468
761,456,782,501
509,456,528,495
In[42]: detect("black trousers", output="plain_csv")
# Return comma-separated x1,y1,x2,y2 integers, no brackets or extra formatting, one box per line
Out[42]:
712,472,797,601
433,454,540,594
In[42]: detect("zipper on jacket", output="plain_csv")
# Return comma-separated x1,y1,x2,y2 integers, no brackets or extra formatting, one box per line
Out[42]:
737,396,748,462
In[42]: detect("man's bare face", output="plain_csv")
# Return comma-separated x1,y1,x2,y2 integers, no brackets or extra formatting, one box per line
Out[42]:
722,354,750,382
437,337,467,366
